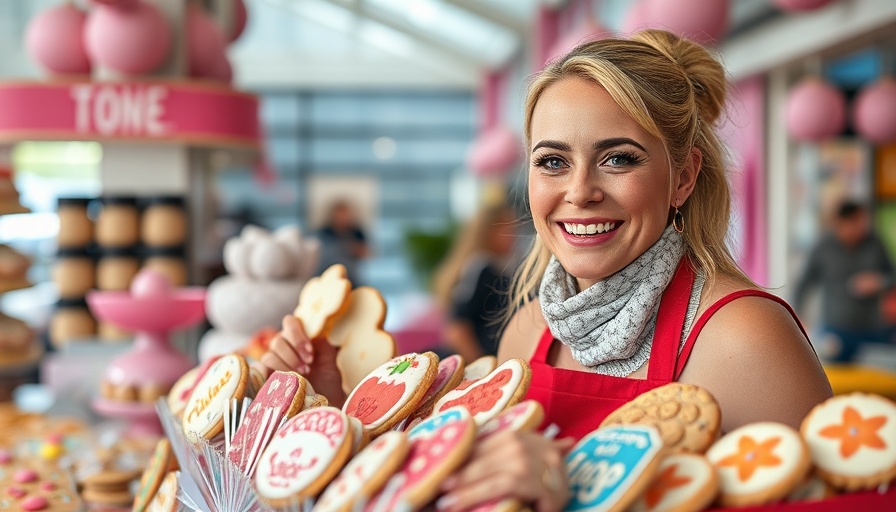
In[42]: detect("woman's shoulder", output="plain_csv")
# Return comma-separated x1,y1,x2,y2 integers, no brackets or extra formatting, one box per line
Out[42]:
497,298,547,362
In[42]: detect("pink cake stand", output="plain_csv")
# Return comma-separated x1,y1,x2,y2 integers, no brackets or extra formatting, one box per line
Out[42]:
87,270,206,437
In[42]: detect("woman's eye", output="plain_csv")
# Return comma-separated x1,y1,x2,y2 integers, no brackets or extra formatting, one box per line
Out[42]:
604,152,641,167
537,157,565,170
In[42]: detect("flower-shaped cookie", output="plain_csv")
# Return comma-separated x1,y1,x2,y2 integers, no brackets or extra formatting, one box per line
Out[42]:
331,287,397,394
293,264,351,339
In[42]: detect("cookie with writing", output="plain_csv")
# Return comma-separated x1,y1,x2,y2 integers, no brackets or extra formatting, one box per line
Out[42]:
294,264,351,339
407,407,471,441
132,438,173,512
145,471,178,512
166,355,221,418
255,406,354,507
601,383,721,454
182,353,249,440
433,358,530,426
315,431,410,512
629,453,718,512
343,352,438,436
706,422,810,507
800,392,896,492
565,424,664,512
409,354,465,421
365,414,476,511
332,287,398,394
477,400,544,440
228,370,307,474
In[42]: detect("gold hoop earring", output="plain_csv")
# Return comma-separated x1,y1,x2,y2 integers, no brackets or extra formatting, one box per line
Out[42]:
672,201,685,233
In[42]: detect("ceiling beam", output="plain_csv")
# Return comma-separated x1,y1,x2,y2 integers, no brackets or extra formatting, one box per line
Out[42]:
442,0,528,35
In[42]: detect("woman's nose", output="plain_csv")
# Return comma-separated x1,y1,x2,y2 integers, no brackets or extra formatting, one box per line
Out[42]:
564,168,603,207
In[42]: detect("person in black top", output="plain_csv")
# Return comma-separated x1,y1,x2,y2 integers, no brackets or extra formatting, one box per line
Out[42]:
315,199,370,284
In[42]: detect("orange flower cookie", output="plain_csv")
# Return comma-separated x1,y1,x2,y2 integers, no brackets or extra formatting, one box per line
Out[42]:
331,287,398,394
293,264,351,339
630,453,718,512
342,352,438,436
601,383,721,453
800,392,896,492
433,359,531,426
706,422,810,507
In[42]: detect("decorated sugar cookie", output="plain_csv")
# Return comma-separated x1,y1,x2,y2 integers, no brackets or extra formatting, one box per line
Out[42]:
228,371,307,474
413,354,465,417
706,422,810,507
565,425,665,512
800,392,896,491
255,407,354,506
303,392,329,410
332,287,398,394
365,414,477,511
407,407,471,441
786,474,836,502
348,415,371,455
315,431,411,512
601,383,721,454
629,453,718,512
433,359,531,426
182,353,249,440
343,352,438,436
146,471,178,512
294,264,351,339
464,499,524,512
455,355,498,391
166,355,221,417
133,439,173,512
477,400,544,440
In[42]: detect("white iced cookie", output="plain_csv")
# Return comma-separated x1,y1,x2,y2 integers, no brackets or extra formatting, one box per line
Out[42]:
630,453,718,512
293,264,351,339
182,354,249,440
477,400,544,440
433,358,531,426
331,287,397,394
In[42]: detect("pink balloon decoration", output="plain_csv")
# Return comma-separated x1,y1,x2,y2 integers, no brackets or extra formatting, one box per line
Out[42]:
229,0,248,43
187,3,228,78
853,78,896,143
25,4,91,75
621,0,651,35
467,126,523,179
84,1,172,75
772,0,834,11
644,0,729,45
784,77,847,141
546,19,613,64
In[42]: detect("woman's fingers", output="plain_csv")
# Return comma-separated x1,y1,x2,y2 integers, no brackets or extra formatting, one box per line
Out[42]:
281,315,314,364
268,336,305,372
260,349,291,373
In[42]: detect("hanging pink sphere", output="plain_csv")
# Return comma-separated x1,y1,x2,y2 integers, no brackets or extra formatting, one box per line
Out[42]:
25,4,91,75
187,4,227,78
467,127,523,179
546,19,612,64
784,77,847,141
621,0,651,35
644,0,729,45
853,78,896,143
208,51,234,84
772,0,834,11
229,0,248,43
84,2,172,75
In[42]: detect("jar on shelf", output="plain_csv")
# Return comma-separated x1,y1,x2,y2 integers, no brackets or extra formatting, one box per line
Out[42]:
52,248,95,299
98,322,130,343
95,196,139,248
140,195,187,247
49,298,96,349
56,197,94,249
142,246,188,287
96,246,140,291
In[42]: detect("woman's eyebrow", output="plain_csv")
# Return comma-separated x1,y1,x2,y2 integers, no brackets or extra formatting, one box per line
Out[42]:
592,137,647,152
531,140,571,152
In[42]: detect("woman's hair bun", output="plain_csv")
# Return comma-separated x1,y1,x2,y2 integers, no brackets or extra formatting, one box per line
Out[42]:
631,29,726,125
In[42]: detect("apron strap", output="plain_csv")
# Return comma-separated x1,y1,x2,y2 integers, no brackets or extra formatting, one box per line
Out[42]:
647,259,695,381
532,324,555,364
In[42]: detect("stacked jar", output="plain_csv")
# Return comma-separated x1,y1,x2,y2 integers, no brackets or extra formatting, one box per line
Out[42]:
139,196,188,287
51,197,97,348
94,196,141,342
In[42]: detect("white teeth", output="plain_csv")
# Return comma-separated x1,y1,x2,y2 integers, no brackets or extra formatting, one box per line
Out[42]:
563,222,617,235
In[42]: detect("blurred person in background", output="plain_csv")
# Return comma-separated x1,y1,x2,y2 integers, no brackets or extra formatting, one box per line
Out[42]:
794,200,895,363
432,203,519,361
315,198,370,284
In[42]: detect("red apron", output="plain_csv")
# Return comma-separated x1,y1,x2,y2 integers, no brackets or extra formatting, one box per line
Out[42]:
526,260,808,441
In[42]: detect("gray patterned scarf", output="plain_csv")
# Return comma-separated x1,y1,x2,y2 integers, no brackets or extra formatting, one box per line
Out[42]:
539,226,685,376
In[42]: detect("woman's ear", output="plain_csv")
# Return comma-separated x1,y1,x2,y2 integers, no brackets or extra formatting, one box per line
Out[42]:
674,147,702,203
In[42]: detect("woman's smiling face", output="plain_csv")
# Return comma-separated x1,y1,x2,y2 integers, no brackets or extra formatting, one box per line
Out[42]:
528,76,674,290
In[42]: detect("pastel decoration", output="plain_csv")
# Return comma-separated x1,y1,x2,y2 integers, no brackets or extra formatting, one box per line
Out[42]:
629,453,719,512
433,358,530,426
565,425,664,512
643,0,729,45
853,78,896,143
477,400,545,440
25,4,91,75
130,269,171,298
621,0,651,35
84,1,172,75
772,0,834,11
315,431,410,512
545,19,613,65
255,407,353,505
784,77,847,141
182,354,249,439
186,3,227,78
407,407,470,441
229,0,248,42
466,126,523,179
90,0,139,6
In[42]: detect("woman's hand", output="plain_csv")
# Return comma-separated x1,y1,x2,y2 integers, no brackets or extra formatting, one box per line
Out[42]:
437,430,575,512
260,315,347,407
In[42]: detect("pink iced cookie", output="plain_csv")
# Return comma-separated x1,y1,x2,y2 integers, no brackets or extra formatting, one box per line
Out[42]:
13,469,38,484
255,406,353,507
0,449,13,464
414,355,465,417
433,359,531,426
365,414,476,511
6,486,26,498
477,400,545,440
21,496,48,511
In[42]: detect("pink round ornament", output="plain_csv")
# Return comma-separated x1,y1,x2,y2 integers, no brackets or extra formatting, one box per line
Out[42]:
187,3,228,78
772,0,834,11
644,0,729,45
130,269,172,298
784,77,847,141
230,0,248,42
466,126,522,179
852,78,896,143
621,0,651,35
84,1,172,75
25,4,91,75
545,19,612,64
